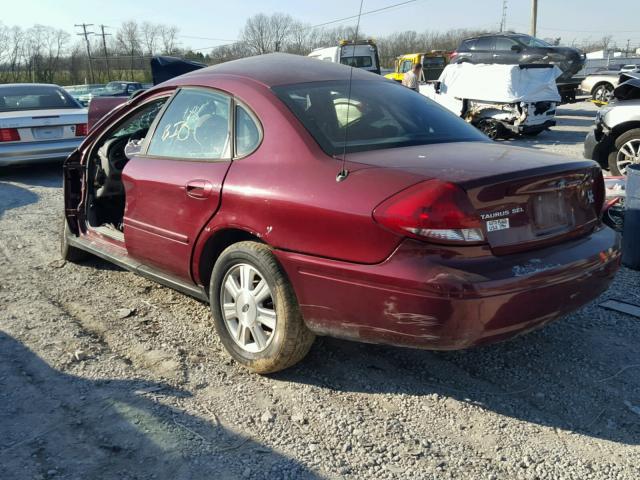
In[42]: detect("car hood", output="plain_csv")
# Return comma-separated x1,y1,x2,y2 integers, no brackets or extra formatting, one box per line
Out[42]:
347,141,595,187
613,74,640,101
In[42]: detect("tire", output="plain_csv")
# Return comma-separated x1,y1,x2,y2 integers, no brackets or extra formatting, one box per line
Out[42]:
60,218,89,263
476,119,505,140
591,83,613,106
607,128,640,176
209,241,315,374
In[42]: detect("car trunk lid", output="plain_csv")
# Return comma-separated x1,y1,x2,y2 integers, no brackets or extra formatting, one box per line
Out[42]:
348,141,602,253
0,108,87,143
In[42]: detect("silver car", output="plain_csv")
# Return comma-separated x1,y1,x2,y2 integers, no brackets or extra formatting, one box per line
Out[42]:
580,71,624,104
584,80,640,175
0,84,87,167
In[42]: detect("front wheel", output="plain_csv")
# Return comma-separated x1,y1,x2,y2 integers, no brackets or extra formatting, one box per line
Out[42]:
607,128,640,176
209,241,315,374
60,218,89,263
592,83,613,106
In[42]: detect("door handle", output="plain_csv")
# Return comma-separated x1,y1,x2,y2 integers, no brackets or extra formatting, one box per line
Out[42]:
185,179,214,199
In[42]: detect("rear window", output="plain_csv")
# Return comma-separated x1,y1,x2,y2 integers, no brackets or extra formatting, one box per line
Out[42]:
272,80,485,156
340,56,373,68
0,85,80,112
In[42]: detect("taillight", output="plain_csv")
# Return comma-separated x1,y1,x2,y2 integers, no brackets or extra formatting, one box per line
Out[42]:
75,123,88,136
373,180,485,244
593,169,605,215
0,128,20,142
449,51,458,61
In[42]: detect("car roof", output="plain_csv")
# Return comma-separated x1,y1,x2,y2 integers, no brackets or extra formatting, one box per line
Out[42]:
175,53,384,88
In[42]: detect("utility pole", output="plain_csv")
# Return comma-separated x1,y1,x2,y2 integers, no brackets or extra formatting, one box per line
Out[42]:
530,0,538,37
75,23,95,84
500,0,508,33
98,25,112,81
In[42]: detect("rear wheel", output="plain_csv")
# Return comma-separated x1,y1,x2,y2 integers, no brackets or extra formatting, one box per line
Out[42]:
209,241,315,374
476,119,504,140
607,128,640,176
60,218,89,263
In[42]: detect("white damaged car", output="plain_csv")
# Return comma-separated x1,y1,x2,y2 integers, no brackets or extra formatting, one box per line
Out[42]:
420,63,561,139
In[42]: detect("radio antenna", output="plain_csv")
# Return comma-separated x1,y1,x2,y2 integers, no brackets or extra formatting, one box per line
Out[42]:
336,0,364,182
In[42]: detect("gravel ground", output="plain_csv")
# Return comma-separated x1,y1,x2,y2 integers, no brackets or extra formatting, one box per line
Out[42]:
1,101,639,480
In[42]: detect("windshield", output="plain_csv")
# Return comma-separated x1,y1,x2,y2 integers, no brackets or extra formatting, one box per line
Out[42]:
0,85,80,112
272,80,485,155
513,35,551,48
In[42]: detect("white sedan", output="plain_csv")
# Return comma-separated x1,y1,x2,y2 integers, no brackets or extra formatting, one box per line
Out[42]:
0,84,87,167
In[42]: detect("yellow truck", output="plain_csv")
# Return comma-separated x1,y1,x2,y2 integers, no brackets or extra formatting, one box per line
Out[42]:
385,52,449,83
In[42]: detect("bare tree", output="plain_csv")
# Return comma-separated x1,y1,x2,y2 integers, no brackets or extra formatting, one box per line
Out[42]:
141,22,160,55
241,13,296,55
159,24,179,55
116,21,141,80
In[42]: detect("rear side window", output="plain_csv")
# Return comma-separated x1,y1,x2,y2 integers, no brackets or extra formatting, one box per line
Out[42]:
273,80,485,155
0,85,79,112
235,105,260,157
473,37,494,50
460,39,476,50
147,88,231,159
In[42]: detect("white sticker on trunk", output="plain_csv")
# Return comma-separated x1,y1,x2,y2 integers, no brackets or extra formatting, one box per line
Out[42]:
486,218,510,232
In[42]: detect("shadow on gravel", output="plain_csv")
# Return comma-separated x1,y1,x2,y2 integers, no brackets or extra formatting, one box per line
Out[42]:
0,163,62,188
279,321,639,447
0,332,321,480
0,182,39,219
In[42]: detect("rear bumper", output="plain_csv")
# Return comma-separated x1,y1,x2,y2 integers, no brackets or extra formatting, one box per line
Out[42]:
0,138,83,167
504,120,556,134
276,226,620,350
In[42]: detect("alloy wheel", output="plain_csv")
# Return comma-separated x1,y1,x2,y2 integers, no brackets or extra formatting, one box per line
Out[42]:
616,138,640,175
220,263,276,353
593,85,613,103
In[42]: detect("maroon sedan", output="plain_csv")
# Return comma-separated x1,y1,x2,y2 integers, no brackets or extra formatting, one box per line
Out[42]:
62,54,620,373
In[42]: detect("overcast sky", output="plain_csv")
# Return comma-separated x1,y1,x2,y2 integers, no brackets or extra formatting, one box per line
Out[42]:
4,0,639,51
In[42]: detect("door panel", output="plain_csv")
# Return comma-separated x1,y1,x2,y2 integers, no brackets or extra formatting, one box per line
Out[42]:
122,87,233,282
121,158,231,280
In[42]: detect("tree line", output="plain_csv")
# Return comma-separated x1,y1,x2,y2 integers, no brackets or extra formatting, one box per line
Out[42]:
0,15,631,87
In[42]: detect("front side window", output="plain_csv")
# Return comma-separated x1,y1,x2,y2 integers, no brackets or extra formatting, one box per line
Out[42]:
273,80,485,156
495,37,518,51
235,105,260,157
147,88,231,159
112,98,167,139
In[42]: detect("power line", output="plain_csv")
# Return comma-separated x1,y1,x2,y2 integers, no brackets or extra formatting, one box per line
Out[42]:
75,23,95,83
192,0,422,52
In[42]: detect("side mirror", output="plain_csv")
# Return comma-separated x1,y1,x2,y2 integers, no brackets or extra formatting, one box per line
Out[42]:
511,45,522,52
124,138,143,159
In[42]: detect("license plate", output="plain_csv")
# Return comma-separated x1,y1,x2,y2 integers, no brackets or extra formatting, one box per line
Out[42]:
533,192,569,232
486,218,510,232
32,126,63,139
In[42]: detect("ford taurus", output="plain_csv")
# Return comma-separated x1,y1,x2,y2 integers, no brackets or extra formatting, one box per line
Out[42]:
62,54,620,373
